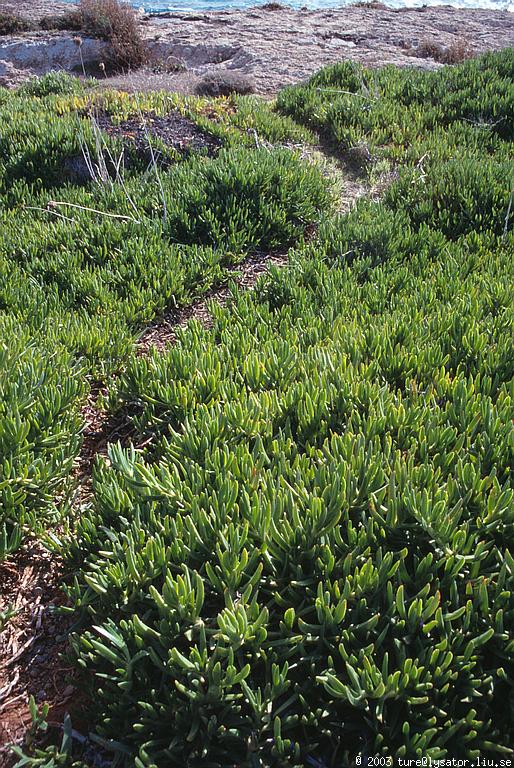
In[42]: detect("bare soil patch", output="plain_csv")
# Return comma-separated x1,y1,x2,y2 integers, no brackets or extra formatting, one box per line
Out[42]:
94,109,222,159
0,545,78,766
138,249,289,353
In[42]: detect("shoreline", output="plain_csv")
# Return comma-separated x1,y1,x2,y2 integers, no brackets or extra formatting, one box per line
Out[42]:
0,2,513,92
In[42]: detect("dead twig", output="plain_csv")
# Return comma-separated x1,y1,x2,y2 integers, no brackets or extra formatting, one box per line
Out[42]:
315,87,375,100
25,206,77,224
79,112,141,221
47,200,139,223
0,670,20,705
503,191,513,239
5,631,39,667
132,92,168,225
463,115,507,130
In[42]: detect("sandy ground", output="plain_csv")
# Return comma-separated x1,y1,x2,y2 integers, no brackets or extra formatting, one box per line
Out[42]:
0,2,513,92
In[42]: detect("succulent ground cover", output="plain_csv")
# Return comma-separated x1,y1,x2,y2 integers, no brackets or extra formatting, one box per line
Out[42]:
0,75,322,563
1,50,513,766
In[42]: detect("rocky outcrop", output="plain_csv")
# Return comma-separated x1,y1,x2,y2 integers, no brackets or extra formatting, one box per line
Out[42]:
143,4,513,92
0,2,512,92
0,34,107,83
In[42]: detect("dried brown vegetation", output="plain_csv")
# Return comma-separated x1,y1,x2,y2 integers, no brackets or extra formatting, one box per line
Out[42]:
38,12,83,32
414,37,475,64
0,12,29,35
78,0,148,71
0,10,83,35
352,1,388,9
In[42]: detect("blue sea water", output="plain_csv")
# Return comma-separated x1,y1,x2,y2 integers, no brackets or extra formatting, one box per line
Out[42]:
65,0,514,12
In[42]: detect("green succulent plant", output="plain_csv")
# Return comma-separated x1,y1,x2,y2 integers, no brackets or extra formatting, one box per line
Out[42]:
5,50,514,767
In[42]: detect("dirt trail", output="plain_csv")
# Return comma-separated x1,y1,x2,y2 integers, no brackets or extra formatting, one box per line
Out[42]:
76,249,291,492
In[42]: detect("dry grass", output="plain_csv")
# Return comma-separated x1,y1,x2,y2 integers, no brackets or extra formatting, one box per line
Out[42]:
0,10,82,35
0,12,30,35
39,11,83,32
415,38,475,64
352,1,388,9
78,0,148,71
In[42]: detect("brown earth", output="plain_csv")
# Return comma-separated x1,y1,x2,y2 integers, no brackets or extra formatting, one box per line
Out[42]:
0,543,80,765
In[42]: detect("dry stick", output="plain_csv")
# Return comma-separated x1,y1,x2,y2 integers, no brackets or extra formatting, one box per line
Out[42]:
90,115,118,182
80,136,98,182
104,147,140,220
80,116,124,195
132,91,168,225
315,87,375,99
463,116,506,130
75,35,141,221
47,200,138,222
88,114,141,220
88,119,111,184
76,39,86,78
25,206,77,224
503,192,513,239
